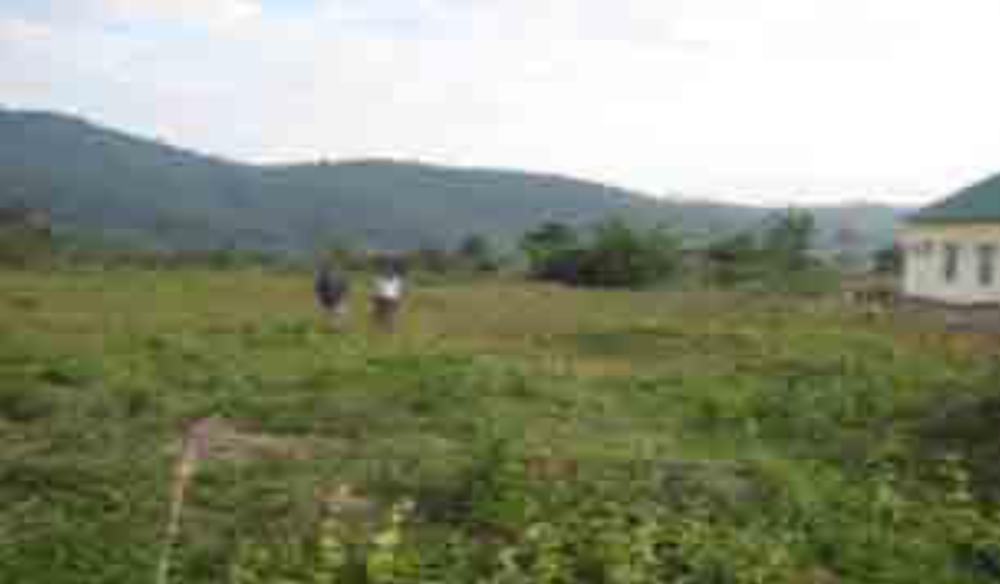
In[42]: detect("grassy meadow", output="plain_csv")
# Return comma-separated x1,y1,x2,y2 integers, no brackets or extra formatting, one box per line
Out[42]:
2,266,1000,583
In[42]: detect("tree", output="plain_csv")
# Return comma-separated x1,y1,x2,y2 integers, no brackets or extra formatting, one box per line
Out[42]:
705,232,765,285
457,234,499,272
761,209,816,270
522,219,680,289
581,219,679,288
410,246,453,274
521,222,578,256
706,232,759,264
0,203,56,268
873,244,904,275
521,221,581,278
321,239,369,271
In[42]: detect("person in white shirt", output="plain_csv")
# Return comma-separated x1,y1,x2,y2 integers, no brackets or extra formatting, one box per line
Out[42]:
372,259,405,330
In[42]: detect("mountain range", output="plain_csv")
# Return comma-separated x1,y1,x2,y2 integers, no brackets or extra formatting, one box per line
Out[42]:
0,107,910,254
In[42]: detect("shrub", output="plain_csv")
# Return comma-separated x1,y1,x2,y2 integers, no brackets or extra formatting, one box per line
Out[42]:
760,209,816,271
873,244,904,276
456,234,501,273
0,226,56,268
522,219,680,289
704,210,841,295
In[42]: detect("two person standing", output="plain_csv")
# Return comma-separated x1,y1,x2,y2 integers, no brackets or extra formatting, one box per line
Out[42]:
315,259,405,331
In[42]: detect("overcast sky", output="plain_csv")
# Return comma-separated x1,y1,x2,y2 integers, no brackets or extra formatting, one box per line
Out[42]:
2,1,1000,206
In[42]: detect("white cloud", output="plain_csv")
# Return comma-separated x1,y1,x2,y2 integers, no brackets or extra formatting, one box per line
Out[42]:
3,0,1000,205
77,0,263,29
0,16,54,45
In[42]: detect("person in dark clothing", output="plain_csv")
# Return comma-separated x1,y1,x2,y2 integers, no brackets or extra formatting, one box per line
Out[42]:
315,265,350,329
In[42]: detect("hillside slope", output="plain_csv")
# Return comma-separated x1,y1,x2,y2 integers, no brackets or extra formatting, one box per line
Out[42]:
0,108,907,253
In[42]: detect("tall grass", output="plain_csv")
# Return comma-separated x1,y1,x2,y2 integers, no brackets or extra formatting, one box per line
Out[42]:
0,267,997,583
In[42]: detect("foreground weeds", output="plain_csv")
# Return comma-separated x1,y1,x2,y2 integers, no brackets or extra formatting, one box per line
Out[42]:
1,268,998,583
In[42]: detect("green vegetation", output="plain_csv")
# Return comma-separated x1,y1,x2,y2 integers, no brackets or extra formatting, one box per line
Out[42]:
0,223,55,268
523,219,680,288
0,203,57,267
873,244,904,275
2,264,999,583
455,234,501,273
702,209,843,294
759,209,817,271
0,108,906,254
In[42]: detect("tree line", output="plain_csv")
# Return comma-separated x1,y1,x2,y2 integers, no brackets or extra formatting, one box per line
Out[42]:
0,201,902,288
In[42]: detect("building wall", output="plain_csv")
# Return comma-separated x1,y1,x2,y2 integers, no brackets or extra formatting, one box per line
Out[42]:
899,223,1000,305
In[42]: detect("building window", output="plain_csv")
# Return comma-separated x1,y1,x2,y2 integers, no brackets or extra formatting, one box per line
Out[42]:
978,243,997,286
944,243,960,283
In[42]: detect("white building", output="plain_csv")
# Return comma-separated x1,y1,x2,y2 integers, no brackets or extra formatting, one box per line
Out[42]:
901,176,1000,305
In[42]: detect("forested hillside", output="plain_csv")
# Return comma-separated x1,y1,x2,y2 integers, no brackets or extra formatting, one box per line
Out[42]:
0,108,907,253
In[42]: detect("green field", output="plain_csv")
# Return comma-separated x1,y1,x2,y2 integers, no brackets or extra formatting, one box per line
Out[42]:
2,267,999,583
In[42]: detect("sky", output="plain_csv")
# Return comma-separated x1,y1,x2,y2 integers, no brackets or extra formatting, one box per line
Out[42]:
2,1,1000,206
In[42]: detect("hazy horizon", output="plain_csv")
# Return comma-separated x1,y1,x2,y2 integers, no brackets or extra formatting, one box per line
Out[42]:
3,1,1000,207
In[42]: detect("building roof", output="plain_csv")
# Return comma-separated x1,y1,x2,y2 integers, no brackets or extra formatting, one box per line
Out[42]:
911,174,1000,224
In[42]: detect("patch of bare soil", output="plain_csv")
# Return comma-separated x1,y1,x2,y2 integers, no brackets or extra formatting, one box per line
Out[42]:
164,417,331,465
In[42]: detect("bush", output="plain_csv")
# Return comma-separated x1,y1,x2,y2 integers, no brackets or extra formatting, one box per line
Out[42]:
406,246,454,275
523,219,680,289
704,210,841,295
456,234,501,273
0,226,56,268
873,244,904,276
760,209,816,271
